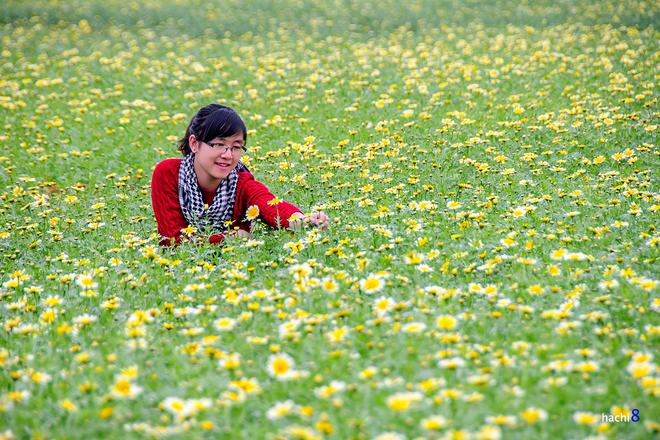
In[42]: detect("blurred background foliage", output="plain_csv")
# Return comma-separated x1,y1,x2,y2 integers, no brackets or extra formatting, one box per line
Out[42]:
1,0,657,38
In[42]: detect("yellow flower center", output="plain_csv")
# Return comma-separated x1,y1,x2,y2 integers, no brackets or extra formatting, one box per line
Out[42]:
116,381,131,394
273,359,290,375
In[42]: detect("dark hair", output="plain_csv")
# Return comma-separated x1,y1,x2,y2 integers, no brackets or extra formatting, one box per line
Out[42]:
177,104,247,156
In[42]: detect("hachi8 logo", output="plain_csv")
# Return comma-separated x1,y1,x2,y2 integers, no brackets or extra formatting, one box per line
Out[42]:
602,409,640,423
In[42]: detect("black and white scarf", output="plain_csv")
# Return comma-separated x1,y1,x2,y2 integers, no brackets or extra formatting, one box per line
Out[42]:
178,152,250,233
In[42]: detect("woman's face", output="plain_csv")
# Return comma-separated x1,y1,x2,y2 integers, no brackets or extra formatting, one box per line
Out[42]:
189,132,244,190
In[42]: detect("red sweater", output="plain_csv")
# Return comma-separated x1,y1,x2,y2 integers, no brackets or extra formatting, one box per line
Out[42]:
151,159,302,246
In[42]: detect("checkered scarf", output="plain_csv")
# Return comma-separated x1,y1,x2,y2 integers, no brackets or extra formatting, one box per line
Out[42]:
178,152,250,233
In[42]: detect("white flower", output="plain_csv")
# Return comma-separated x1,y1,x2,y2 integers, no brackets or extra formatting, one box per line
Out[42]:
402,322,427,334
373,433,407,440
213,317,236,332
437,357,466,369
278,319,301,336
75,274,98,290
372,296,396,316
266,353,297,381
265,400,295,420
359,273,386,294
72,313,98,326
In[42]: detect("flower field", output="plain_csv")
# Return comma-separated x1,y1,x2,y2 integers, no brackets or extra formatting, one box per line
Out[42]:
1,0,659,438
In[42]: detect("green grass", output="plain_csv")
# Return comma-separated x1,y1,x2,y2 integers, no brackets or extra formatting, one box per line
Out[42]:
0,0,659,439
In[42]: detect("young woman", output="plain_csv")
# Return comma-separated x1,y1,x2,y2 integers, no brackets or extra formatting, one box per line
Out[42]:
151,104,329,247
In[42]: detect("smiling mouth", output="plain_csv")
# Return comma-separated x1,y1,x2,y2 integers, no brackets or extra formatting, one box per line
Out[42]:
215,162,231,168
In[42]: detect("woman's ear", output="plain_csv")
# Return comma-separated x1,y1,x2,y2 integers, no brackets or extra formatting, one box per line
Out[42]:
189,135,198,154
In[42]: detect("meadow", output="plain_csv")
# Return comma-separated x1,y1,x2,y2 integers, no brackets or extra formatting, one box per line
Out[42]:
0,0,659,438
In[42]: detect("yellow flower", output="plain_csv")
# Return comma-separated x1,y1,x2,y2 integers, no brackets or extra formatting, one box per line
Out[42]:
521,407,548,424
200,421,214,430
359,274,385,294
59,399,78,412
110,375,143,400
421,415,450,430
572,411,599,425
386,391,423,411
246,205,260,221
267,353,296,380
436,315,457,330
229,377,261,395
527,285,543,295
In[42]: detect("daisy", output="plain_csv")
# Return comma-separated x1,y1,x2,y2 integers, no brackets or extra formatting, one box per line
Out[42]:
373,433,407,440
219,353,241,369
213,317,236,332
229,377,261,395
245,205,260,221
483,285,498,296
520,407,548,424
162,397,191,419
626,360,656,379
79,290,98,298
265,400,295,420
246,336,269,345
359,273,386,294
359,367,378,379
109,375,143,400
486,415,517,426
527,285,543,295
563,252,588,261
42,295,64,306
638,278,658,290
598,279,619,290
415,264,434,273
188,398,212,414
266,353,297,381
314,380,347,399
385,391,424,411
288,263,313,279
183,283,207,293
547,265,561,276
500,238,517,248
30,372,52,384
550,249,566,260
437,357,467,369
325,326,349,343
572,411,599,425
373,296,395,316
75,274,97,290
402,322,426,334
218,389,247,407
72,313,98,326
436,315,457,330
320,276,339,293
424,285,447,295
278,319,301,336
59,399,78,412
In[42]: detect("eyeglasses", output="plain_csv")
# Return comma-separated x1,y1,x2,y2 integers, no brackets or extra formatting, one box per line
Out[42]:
202,141,246,155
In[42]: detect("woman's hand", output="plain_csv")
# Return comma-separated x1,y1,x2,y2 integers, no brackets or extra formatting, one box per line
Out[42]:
289,211,330,231
227,228,250,239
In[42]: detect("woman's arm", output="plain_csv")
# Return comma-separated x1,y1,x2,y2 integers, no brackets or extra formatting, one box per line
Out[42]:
237,174,303,230
288,211,330,231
